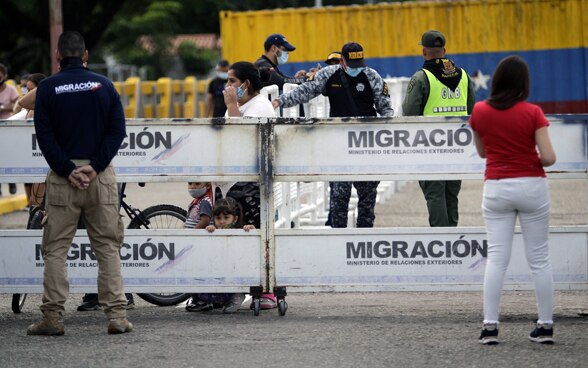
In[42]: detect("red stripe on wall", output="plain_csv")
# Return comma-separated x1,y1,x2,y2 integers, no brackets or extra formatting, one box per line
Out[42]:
536,100,588,114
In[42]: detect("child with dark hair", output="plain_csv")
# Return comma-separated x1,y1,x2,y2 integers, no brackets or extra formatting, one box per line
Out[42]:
205,197,255,232
185,197,253,313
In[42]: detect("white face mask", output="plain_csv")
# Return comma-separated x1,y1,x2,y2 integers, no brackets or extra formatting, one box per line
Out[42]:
188,188,207,198
276,49,289,65
216,71,228,80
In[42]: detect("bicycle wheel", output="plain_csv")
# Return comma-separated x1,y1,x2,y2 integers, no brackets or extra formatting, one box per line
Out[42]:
127,204,187,229
127,204,190,306
136,293,191,306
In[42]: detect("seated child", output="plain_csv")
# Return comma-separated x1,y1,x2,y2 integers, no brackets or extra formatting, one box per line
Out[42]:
183,182,213,311
185,197,253,313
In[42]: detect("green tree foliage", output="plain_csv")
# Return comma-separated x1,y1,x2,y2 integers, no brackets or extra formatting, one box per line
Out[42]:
176,42,218,76
99,1,182,79
0,0,125,78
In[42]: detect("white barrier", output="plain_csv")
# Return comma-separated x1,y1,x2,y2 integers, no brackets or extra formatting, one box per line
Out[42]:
1,116,587,294
0,229,261,293
275,227,588,292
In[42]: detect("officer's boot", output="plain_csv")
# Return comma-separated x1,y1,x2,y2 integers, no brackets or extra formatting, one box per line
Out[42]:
27,311,65,336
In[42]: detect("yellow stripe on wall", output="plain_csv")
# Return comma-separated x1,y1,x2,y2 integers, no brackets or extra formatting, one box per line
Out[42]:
220,0,588,63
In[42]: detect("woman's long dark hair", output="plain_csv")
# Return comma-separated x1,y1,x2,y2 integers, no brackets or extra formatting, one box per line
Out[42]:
229,61,271,95
212,197,244,227
486,55,530,110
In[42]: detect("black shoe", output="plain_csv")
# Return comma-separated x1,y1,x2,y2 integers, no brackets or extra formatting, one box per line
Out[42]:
479,323,499,345
125,293,135,310
529,323,554,344
185,298,213,312
9,183,17,194
77,294,101,311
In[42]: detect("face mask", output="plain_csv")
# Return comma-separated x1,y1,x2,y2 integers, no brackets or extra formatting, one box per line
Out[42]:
216,72,228,80
345,67,364,78
236,84,246,100
276,50,289,65
21,86,28,94
188,188,207,198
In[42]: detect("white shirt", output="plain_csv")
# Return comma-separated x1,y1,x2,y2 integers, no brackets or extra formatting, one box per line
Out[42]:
225,93,276,118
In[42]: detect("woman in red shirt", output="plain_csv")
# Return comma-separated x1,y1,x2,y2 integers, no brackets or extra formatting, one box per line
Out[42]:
469,55,557,345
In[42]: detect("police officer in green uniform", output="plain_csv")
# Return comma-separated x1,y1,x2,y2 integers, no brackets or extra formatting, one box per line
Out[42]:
402,30,475,227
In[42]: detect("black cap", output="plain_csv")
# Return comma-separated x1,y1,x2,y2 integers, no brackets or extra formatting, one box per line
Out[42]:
341,42,366,68
419,30,446,47
264,34,296,51
325,51,341,65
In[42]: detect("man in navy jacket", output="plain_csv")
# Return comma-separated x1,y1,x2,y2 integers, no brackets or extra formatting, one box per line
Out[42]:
28,31,131,335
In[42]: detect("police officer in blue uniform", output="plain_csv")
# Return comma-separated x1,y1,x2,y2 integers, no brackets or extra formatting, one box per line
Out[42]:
273,42,394,228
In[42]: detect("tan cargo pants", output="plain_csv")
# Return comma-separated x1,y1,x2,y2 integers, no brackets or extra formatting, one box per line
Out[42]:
40,164,127,319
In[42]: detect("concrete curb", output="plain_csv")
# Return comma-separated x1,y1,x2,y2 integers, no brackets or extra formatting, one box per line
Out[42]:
0,194,27,215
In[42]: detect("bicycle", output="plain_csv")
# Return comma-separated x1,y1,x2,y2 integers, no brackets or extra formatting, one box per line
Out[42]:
119,182,190,306
11,182,190,313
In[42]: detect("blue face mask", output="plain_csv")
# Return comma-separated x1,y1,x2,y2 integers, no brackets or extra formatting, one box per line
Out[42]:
236,84,246,100
345,67,364,78
188,188,207,198
276,50,289,65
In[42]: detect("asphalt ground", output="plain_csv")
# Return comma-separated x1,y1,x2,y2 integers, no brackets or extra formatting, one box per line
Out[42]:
0,291,587,368
1,180,587,367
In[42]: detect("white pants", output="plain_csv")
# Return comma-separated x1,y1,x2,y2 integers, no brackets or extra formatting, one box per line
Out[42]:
482,177,554,324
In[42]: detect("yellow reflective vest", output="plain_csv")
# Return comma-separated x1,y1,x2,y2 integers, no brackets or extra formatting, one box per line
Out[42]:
422,68,469,116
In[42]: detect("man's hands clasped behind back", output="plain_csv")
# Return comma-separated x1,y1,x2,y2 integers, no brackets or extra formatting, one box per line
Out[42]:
68,165,97,190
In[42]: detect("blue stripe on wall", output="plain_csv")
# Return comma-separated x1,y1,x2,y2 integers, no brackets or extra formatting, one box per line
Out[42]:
280,48,587,104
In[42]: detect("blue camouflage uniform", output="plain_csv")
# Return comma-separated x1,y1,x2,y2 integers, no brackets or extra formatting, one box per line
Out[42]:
277,65,393,227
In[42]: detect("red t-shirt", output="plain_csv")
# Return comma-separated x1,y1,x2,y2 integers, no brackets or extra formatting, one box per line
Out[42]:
469,101,549,180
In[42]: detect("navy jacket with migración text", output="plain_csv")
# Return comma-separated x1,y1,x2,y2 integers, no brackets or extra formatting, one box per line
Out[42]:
34,57,126,177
